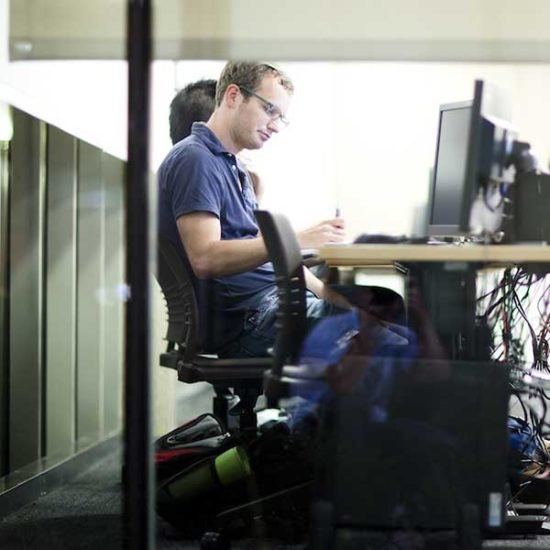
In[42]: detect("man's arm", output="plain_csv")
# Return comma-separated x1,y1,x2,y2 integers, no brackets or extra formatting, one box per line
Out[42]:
178,211,348,280
303,267,351,310
177,212,269,279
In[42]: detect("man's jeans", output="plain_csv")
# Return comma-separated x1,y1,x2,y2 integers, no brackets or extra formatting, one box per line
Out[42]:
218,286,346,358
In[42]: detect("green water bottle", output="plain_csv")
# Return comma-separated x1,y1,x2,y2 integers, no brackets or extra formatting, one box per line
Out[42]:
158,446,252,503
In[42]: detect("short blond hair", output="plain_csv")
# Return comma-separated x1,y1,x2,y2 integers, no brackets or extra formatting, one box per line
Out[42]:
215,62,294,106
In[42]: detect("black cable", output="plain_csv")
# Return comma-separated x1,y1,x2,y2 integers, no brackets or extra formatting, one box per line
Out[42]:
511,389,529,423
492,271,528,367
482,185,505,212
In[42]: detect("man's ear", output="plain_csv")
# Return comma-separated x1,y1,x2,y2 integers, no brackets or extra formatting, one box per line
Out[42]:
225,83,241,108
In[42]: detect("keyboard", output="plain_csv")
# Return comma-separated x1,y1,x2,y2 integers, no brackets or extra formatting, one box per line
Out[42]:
353,234,430,245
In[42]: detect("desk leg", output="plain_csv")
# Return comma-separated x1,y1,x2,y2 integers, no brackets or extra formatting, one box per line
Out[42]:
410,263,490,362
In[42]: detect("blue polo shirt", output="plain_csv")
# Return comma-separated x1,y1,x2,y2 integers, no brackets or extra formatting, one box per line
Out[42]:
157,122,276,350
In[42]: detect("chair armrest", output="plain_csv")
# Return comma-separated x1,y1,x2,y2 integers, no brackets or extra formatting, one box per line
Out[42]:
179,357,272,384
160,351,180,370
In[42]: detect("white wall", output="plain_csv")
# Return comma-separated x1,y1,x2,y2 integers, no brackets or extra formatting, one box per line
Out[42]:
0,60,128,159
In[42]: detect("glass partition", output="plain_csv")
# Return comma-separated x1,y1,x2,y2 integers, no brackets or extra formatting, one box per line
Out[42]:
0,108,9,478
3,1,550,547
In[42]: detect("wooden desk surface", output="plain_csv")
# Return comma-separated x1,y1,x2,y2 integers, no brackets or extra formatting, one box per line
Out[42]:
317,243,550,266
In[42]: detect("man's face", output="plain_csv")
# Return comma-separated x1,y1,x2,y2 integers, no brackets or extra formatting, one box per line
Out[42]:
231,75,292,151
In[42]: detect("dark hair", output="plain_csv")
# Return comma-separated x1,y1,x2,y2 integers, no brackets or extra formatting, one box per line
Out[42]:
169,79,217,144
215,62,294,107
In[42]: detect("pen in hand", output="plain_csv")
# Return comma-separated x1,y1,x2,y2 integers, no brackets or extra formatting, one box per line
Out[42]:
333,207,346,240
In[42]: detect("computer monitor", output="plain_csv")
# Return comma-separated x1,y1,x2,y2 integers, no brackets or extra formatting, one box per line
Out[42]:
428,80,516,239
427,100,473,238
462,80,517,234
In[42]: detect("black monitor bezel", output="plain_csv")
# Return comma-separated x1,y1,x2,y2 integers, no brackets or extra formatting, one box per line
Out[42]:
460,80,484,232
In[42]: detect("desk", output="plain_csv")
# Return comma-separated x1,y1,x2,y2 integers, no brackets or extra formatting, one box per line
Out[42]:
318,243,550,361
318,243,550,266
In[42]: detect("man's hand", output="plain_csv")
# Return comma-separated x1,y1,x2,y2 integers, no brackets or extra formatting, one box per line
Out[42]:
296,217,346,249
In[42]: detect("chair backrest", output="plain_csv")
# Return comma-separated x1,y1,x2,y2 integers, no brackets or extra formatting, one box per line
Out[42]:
157,214,307,375
156,236,199,363
255,210,308,373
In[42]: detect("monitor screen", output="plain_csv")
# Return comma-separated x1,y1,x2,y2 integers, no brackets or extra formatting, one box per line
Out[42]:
428,100,472,238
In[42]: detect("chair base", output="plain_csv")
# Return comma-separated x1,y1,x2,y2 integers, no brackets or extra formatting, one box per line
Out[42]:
213,383,261,434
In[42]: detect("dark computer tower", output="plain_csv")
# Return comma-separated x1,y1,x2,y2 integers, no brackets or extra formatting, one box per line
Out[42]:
313,360,510,548
504,173,550,243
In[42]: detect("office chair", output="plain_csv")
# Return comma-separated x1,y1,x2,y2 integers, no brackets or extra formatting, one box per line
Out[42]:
255,209,328,407
156,219,314,542
156,236,272,433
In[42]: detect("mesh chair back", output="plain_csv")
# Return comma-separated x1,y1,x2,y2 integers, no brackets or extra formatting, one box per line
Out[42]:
255,210,307,373
157,236,198,363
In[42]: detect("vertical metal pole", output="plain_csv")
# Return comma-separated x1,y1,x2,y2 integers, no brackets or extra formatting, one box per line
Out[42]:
125,0,153,548
0,138,10,476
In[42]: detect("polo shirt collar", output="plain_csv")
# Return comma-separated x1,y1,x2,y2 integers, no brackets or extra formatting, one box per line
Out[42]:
191,122,233,157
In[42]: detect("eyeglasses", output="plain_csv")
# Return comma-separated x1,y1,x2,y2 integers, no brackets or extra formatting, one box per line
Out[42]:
239,86,289,128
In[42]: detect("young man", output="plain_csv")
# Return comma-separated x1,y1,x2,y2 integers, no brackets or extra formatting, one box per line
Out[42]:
168,77,263,201
158,61,349,358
